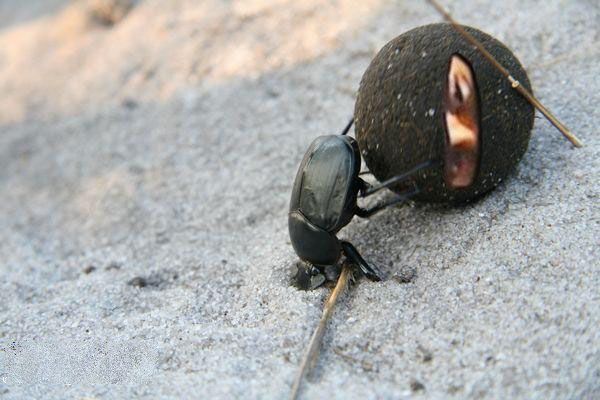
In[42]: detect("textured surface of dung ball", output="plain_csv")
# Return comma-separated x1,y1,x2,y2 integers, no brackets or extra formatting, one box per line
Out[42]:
354,23,535,203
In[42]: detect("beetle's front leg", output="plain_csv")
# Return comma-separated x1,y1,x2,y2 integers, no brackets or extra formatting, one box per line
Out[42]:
341,241,382,282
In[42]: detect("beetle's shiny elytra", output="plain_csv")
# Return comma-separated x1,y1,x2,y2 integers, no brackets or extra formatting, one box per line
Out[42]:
289,135,360,265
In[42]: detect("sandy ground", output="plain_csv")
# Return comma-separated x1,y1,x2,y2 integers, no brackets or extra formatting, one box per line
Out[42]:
0,0,598,398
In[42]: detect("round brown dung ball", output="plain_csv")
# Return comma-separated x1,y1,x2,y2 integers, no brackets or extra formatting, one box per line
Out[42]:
354,23,534,203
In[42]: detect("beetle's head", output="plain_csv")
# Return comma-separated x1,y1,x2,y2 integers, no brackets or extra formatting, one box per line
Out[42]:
293,261,326,290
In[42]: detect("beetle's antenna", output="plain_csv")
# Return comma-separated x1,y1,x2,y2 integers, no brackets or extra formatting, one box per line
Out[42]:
425,0,583,148
361,159,440,197
340,118,354,136
289,264,351,400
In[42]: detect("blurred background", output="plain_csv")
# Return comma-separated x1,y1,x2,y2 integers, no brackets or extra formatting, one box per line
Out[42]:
0,0,390,125
0,0,598,399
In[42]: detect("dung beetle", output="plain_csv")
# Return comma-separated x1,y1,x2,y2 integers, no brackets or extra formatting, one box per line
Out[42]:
289,120,438,290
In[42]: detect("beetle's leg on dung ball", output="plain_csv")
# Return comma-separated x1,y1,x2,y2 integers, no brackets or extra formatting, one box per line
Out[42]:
340,118,354,136
360,159,440,197
341,241,382,281
356,186,420,218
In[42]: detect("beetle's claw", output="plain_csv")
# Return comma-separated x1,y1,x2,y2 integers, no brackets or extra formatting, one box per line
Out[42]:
354,263,383,282
363,269,383,282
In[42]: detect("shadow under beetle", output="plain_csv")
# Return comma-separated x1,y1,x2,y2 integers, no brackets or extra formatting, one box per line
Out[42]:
289,120,437,290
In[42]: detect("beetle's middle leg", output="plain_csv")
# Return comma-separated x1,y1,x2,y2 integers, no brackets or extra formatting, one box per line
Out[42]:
356,187,419,218
341,241,382,281
359,159,440,197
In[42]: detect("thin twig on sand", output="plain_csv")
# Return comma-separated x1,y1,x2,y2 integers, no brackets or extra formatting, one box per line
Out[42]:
289,265,351,400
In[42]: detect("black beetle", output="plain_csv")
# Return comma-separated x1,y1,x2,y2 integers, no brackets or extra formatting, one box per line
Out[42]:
289,120,437,290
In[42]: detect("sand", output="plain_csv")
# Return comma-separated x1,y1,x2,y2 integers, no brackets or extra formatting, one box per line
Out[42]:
0,0,598,398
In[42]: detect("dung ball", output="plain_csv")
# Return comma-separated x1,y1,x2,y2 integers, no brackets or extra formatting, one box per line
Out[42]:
354,23,534,203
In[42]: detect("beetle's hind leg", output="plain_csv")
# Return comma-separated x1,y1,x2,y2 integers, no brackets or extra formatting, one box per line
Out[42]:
341,241,382,281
